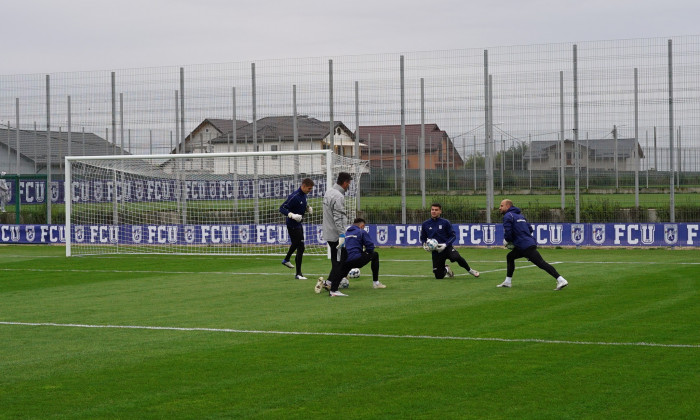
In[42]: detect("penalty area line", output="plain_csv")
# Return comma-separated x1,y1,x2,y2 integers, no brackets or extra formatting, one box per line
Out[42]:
1,321,698,349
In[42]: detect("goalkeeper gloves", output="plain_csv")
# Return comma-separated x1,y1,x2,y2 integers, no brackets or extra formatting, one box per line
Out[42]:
306,205,313,214
338,233,346,248
505,242,515,250
435,243,447,253
422,242,430,252
288,212,303,222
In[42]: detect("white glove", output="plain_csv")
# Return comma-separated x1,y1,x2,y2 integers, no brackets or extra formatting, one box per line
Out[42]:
288,212,303,222
505,242,515,250
306,205,313,214
435,243,447,253
338,234,345,248
422,242,430,252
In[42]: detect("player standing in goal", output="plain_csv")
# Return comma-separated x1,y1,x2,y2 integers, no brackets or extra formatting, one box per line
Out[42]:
420,203,480,279
497,199,568,290
279,178,315,280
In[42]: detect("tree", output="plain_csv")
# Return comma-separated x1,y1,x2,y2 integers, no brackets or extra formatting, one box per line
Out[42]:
495,142,528,171
464,152,485,169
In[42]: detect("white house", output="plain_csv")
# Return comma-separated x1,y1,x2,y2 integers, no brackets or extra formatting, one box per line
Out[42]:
524,138,644,171
0,126,124,175
176,118,250,154
166,116,363,175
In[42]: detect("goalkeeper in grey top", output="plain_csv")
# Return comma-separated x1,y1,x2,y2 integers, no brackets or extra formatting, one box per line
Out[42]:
317,172,353,292
279,178,315,279
420,203,480,279
498,199,568,290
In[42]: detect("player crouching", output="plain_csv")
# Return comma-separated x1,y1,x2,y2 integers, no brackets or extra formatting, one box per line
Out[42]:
318,218,386,296
420,203,480,279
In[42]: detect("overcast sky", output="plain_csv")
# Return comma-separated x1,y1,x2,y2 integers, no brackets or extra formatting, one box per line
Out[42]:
2,0,699,75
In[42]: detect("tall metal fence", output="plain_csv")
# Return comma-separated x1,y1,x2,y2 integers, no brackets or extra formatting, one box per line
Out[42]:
1,36,699,223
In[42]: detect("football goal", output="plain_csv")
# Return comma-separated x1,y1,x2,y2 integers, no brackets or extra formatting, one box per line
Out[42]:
64,150,368,256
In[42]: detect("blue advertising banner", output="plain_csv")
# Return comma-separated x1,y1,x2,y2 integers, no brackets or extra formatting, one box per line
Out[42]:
2,178,329,205
2,223,699,247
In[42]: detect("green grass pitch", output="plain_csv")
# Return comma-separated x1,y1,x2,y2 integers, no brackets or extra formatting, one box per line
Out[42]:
1,245,699,419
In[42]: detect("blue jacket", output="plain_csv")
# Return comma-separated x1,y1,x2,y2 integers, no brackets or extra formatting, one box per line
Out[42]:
345,224,375,262
420,217,456,248
279,188,308,229
502,206,536,250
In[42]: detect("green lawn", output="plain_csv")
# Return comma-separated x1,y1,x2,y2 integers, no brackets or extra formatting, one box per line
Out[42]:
1,246,699,419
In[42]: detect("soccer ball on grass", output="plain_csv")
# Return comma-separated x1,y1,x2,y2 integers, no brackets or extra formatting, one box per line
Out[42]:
348,268,361,279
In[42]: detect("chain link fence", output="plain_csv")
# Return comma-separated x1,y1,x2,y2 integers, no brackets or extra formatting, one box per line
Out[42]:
1,36,699,224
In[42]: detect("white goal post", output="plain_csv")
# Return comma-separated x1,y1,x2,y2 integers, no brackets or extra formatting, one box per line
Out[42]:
64,150,368,256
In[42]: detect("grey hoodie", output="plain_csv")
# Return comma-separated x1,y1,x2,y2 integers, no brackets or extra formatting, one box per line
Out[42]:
322,183,348,242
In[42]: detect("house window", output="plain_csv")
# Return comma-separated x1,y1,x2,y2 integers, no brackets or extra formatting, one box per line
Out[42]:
271,144,278,159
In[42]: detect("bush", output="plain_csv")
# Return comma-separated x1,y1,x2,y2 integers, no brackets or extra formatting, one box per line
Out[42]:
5,197,700,225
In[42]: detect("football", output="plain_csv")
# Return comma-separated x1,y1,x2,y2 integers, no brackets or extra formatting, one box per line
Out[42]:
339,278,350,288
348,268,361,279
425,238,438,251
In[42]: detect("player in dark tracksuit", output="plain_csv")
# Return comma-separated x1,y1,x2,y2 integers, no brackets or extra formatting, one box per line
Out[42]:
279,178,314,279
326,218,386,295
498,199,568,290
420,203,480,279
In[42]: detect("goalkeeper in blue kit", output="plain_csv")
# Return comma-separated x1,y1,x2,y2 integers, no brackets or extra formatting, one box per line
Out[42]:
323,218,386,296
420,203,480,279
497,199,568,290
279,178,314,279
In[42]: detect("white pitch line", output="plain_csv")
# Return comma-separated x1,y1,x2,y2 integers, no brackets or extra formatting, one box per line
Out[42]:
0,268,254,275
0,260,637,278
0,267,432,277
1,321,698,349
0,266,536,278
0,260,694,278
0,268,468,279
2,255,697,265
561,261,700,265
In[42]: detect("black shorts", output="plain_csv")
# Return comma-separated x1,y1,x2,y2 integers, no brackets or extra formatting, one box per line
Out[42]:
288,226,304,245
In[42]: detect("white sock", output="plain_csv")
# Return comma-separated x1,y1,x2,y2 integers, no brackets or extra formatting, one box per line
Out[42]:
504,277,512,283
557,276,566,282
373,280,380,285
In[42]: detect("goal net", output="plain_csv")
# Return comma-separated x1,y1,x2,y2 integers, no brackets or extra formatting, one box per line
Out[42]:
65,150,368,256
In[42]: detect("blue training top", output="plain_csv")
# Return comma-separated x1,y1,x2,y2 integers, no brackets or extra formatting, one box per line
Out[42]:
344,224,375,262
502,206,536,250
420,217,456,248
279,187,308,229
